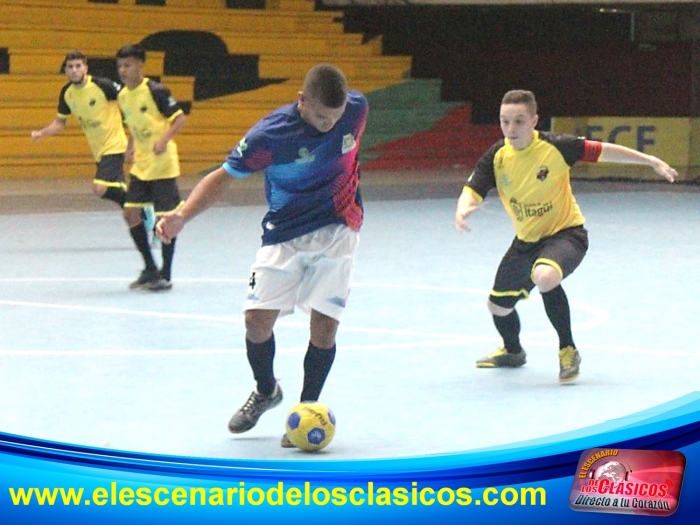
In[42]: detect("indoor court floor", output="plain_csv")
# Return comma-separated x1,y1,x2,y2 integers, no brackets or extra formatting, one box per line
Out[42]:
0,171,698,460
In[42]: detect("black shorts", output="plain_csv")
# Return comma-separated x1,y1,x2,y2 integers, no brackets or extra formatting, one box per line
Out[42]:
124,175,183,215
489,225,589,309
94,154,126,189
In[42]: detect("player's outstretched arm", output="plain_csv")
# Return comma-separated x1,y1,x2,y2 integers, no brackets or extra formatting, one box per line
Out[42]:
455,186,482,232
30,118,66,142
157,166,232,244
599,142,677,183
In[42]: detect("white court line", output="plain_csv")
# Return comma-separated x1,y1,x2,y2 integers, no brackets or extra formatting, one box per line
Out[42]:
0,338,478,357
0,277,611,356
2,339,694,358
0,297,608,341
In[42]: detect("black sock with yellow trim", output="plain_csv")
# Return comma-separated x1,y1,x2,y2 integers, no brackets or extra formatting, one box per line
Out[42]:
493,310,523,354
541,285,575,349
160,237,176,281
129,222,157,271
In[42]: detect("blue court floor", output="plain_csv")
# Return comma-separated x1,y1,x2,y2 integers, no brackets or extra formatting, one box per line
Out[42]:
0,172,698,460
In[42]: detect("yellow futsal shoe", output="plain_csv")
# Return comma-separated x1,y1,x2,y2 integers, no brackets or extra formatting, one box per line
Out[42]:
558,346,581,384
476,347,526,368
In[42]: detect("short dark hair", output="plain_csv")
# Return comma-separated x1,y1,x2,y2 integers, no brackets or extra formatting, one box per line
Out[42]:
302,64,348,108
60,50,87,72
116,44,146,62
501,90,537,115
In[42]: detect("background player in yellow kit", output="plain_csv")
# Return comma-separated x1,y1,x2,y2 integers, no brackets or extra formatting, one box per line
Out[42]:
116,44,186,291
31,51,131,210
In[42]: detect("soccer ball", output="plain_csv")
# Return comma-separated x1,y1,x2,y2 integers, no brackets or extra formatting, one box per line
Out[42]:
285,402,336,452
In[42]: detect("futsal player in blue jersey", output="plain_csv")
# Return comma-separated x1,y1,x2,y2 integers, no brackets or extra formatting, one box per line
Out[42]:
158,64,368,448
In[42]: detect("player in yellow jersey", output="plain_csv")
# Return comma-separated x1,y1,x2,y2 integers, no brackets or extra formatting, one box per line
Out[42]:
455,90,676,383
116,44,187,291
31,51,130,209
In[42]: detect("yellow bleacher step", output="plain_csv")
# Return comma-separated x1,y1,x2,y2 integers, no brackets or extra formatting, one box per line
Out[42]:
0,75,195,102
0,3,345,35
0,104,61,129
0,27,156,52
0,131,243,158
258,56,411,81
0,161,98,179
7,49,165,75
115,0,315,9
197,79,408,104
0,26,382,59
2,102,273,131
266,0,316,11
0,153,241,179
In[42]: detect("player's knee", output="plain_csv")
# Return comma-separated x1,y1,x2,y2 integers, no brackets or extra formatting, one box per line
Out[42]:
487,299,512,317
310,331,336,350
245,310,276,343
123,208,141,227
310,311,339,348
532,264,561,293
92,184,106,197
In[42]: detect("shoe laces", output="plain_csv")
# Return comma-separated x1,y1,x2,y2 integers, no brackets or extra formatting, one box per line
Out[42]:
560,346,576,367
240,391,264,414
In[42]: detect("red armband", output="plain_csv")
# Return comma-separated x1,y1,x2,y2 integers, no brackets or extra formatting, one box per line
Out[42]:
582,140,603,162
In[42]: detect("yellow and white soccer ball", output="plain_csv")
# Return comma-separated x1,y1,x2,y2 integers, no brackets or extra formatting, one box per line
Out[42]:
285,402,336,452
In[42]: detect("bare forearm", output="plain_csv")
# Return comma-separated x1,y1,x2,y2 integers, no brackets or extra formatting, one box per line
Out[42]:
599,143,658,166
162,113,186,144
31,118,66,140
180,167,231,223
598,143,677,182
455,185,483,231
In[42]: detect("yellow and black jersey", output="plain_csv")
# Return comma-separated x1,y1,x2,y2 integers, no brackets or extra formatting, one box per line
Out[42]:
117,78,184,181
465,131,603,242
57,75,127,161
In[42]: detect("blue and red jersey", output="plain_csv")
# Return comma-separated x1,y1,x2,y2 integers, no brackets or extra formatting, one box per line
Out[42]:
222,90,368,245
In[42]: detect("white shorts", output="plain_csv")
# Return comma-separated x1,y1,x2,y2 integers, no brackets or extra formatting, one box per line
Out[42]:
244,223,360,320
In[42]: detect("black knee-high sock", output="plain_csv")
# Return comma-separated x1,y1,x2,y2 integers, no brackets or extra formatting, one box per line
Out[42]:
129,223,157,270
541,285,575,349
160,237,176,281
300,343,336,402
101,186,126,207
246,335,276,396
493,310,523,353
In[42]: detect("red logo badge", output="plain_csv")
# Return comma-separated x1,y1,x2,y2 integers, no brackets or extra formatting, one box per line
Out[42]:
569,448,686,516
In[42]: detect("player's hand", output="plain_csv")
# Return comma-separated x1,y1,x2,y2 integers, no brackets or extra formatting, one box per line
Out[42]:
653,158,677,183
156,212,184,244
153,140,167,155
455,205,479,232
30,130,42,142
455,190,480,232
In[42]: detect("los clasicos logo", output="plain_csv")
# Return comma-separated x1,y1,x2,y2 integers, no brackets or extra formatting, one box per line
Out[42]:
568,448,686,517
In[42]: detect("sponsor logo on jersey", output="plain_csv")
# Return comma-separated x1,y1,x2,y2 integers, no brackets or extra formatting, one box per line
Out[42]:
341,133,356,154
295,147,315,164
509,197,553,221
